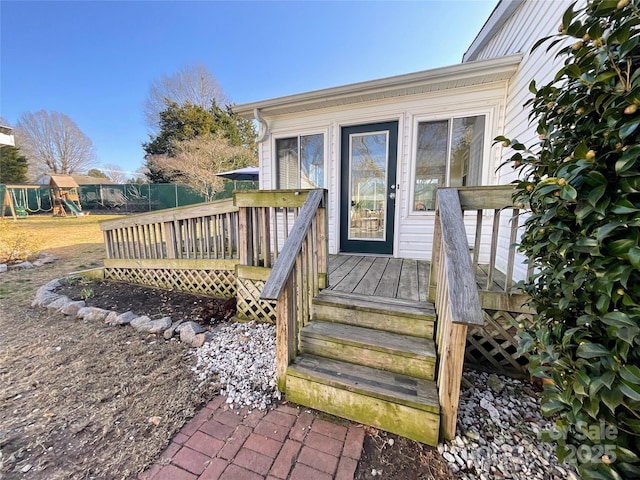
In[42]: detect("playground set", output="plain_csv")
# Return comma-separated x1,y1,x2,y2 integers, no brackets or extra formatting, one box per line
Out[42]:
1,175,85,220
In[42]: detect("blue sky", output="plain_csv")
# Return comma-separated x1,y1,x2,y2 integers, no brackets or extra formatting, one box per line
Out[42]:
1,1,498,176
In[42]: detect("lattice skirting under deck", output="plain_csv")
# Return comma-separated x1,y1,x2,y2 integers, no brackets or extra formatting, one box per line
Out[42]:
464,309,534,376
235,276,276,324
104,267,236,298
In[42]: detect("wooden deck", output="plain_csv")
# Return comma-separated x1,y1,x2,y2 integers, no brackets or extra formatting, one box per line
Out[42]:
327,254,520,304
327,255,431,302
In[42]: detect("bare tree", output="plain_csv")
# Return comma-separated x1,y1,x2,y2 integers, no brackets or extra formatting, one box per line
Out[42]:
15,110,97,179
144,63,228,130
102,163,130,183
130,166,150,183
151,132,254,201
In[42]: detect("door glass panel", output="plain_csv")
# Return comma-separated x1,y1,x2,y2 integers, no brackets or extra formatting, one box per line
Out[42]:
348,132,388,241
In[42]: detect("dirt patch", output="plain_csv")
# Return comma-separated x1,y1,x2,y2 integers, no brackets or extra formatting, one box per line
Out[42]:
0,245,218,479
55,279,455,479
355,427,456,480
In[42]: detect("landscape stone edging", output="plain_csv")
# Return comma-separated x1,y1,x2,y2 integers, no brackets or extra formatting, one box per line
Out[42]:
1,252,58,273
32,276,213,348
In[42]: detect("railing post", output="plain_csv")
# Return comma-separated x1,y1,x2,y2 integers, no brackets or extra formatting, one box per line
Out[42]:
238,206,254,265
428,207,442,304
276,276,296,392
438,306,469,440
433,189,485,441
317,202,328,289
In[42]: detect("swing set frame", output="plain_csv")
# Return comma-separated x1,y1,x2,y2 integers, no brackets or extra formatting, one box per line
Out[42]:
1,185,52,221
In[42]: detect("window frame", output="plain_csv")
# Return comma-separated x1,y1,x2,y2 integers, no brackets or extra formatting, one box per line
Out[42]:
273,130,327,189
409,109,492,214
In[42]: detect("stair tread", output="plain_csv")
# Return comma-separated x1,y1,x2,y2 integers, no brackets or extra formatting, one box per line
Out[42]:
315,290,435,318
288,354,439,413
301,321,435,359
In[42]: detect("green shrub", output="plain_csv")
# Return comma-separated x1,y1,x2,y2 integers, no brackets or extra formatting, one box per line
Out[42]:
497,1,640,478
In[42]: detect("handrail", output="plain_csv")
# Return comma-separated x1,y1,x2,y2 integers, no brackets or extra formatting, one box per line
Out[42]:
234,189,312,208
437,189,484,326
455,185,515,210
258,189,327,391
431,188,484,440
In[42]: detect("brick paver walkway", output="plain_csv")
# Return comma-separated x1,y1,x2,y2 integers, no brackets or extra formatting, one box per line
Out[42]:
139,396,365,480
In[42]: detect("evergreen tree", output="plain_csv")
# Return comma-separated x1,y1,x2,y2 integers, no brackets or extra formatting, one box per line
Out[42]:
87,168,109,178
142,101,256,183
0,146,28,183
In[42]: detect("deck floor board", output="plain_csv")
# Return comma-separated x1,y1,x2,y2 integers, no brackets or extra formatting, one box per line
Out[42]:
374,258,403,297
329,255,423,300
328,254,351,274
334,256,376,292
417,261,431,302
329,255,366,286
328,254,513,301
353,256,389,296
397,259,419,301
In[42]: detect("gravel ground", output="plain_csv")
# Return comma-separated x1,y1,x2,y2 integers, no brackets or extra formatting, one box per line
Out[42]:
191,321,281,410
189,320,578,480
440,369,579,480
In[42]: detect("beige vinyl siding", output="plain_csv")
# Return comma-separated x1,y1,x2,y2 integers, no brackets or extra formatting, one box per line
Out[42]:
496,2,577,281
470,0,581,185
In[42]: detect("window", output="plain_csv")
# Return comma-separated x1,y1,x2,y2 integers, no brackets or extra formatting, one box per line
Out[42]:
413,115,485,211
276,134,324,188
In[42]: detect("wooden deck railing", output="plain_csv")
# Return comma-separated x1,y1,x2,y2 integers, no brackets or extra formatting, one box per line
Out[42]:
99,189,328,304
100,198,240,261
259,189,328,391
234,190,322,268
428,185,531,313
100,190,321,264
430,188,485,440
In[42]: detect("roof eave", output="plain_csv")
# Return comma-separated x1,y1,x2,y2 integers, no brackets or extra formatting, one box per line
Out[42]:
233,54,522,119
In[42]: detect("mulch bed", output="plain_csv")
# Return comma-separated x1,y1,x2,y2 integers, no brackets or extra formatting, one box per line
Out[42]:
56,278,236,327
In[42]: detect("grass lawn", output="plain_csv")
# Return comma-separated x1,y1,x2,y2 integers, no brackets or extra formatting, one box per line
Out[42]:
0,214,123,262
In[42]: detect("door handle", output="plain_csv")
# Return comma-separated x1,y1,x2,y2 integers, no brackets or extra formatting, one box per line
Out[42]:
389,192,396,199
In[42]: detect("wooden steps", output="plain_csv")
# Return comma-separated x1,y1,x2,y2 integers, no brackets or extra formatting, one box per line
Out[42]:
286,290,440,446
287,355,440,446
300,321,436,380
312,290,435,338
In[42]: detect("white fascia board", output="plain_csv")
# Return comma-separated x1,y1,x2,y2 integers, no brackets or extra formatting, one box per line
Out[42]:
463,0,524,63
233,54,522,119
